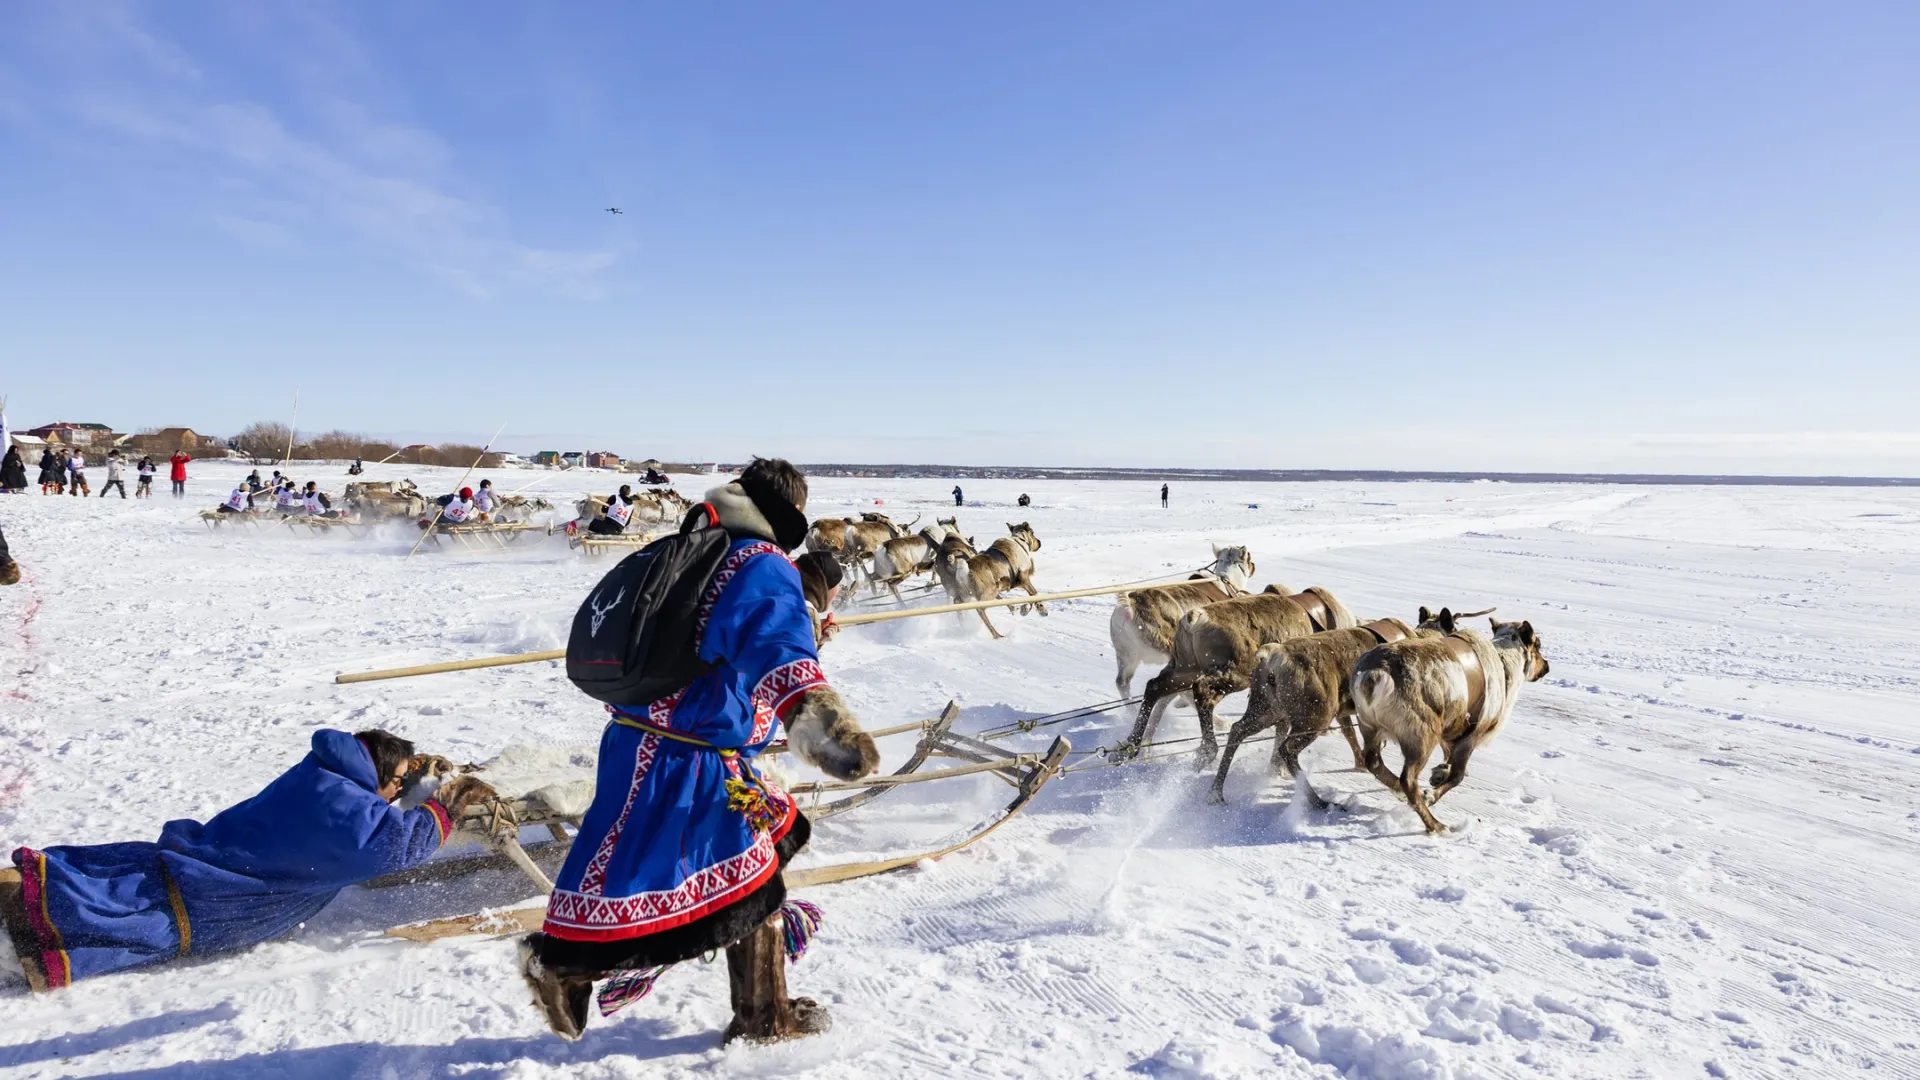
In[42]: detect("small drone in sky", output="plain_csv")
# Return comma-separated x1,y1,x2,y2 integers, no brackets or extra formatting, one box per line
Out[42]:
605,207,623,215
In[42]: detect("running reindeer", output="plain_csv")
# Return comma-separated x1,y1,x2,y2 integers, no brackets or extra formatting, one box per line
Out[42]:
1116,584,1356,764
1350,616,1550,833
1207,605,1491,804
1109,544,1257,699
943,523,1044,638
868,517,960,603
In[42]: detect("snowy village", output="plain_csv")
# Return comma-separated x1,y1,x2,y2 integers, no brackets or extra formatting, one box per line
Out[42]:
3,6,1918,1080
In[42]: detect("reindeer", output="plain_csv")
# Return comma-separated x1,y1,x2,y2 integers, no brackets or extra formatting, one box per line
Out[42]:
843,512,919,593
493,496,554,524
869,517,960,603
806,517,855,559
1110,545,1256,699
1350,617,1551,833
1207,606,1491,804
943,523,1043,638
1118,585,1356,764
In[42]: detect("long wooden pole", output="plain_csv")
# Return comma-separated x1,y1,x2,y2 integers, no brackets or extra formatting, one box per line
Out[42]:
404,422,507,561
333,577,1179,684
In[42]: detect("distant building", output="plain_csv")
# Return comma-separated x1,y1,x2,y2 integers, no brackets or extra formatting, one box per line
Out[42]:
26,422,118,447
532,451,563,467
561,452,584,468
126,427,224,454
584,451,622,469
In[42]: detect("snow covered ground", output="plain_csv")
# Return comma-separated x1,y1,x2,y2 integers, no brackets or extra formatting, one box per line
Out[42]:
2,464,1917,1079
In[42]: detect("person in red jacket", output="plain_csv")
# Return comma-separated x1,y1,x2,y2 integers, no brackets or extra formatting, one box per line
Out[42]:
168,452,191,499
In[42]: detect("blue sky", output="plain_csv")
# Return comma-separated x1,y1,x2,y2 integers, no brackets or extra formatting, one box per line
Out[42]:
2,2,1916,473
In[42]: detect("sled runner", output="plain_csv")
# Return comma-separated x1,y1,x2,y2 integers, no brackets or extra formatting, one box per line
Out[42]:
383,735,1068,943
418,519,546,553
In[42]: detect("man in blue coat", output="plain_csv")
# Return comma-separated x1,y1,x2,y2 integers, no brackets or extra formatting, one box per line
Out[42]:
520,457,880,1044
2,729,495,991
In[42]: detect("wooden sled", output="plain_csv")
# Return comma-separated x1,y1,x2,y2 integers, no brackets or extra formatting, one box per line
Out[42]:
384,735,1069,943
570,530,665,556
199,509,262,530
283,514,369,538
421,520,546,553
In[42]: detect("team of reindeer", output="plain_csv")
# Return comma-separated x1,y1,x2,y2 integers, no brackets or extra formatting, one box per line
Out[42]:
810,513,1550,834
805,511,1044,639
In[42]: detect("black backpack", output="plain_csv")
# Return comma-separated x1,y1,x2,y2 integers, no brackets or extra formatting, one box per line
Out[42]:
565,504,732,705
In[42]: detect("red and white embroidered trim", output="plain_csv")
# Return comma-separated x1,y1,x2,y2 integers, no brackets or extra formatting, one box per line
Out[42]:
750,657,825,743
545,832,778,935
578,732,663,896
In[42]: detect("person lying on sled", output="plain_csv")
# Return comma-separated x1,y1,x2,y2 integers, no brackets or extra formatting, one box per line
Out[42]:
2,729,496,992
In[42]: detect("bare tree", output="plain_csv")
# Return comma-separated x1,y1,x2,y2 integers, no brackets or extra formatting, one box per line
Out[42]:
440,443,503,469
309,430,367,461
234,422,293,464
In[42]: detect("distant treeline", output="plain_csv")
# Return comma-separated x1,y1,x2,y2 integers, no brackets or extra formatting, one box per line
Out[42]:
231,422,502,468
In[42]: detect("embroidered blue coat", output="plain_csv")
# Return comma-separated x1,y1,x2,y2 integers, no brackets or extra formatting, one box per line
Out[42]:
11,729,452,988
543,538,825,943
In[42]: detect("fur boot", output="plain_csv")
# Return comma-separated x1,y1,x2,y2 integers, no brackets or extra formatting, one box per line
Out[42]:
724,913,832,1043
518,937,594,1041
783,686,879,781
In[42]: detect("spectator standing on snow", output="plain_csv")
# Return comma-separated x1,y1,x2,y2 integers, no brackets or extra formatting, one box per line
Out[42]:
0,446,27,493
38,450,61,495
67,451,89,497
1161,483,1169,508
135,456,156,498
168,451,190,499
100,452,127,499
952,484,964,506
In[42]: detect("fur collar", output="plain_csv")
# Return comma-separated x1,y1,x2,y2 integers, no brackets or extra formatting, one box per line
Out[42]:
705,483,780,546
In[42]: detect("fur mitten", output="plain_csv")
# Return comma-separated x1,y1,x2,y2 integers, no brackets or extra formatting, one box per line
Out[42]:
783,686,879,781
433,775,501,816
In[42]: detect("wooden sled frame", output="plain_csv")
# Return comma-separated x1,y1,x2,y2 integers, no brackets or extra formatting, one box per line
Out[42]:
199,509,265,531
384,733,1070,942
420,520,545,553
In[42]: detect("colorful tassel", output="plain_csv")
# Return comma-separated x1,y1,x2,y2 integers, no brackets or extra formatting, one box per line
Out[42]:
596,964,668,1017
780,900,825,962
725,774,783,834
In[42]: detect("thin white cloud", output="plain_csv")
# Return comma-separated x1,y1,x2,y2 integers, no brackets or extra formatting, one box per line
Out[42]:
25,6,614,298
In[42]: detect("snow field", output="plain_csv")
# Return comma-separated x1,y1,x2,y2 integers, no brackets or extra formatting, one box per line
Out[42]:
1,465,1917,1078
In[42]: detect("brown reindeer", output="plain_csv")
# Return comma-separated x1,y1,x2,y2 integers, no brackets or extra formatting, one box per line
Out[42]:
1118,585,1356,764
1207,606,1491,804
869,518,960,603
1109,544,1256,699
943,523,1043,638
1350,618,1551,833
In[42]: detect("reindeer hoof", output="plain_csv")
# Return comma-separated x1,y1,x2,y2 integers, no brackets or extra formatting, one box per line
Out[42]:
1428,764,1452,787
1206,788,1227,805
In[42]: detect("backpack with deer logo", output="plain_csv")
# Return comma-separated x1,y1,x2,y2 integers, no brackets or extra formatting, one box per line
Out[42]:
565,504,732,705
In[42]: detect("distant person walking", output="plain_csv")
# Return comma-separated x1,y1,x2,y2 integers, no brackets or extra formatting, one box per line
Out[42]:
100,451,128,499
67,450,90,497
1160,483,1168,509
38,449,60,495
169,451,191,499
952,485,964,507
135,456,156,498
